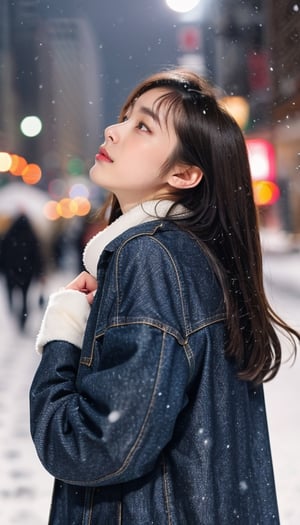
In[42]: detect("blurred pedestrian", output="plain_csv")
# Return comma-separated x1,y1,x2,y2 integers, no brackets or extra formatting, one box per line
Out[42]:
0,213,44,330
30,69,299,524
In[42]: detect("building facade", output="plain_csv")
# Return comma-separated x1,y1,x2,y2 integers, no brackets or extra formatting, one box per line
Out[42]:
269,0,300,234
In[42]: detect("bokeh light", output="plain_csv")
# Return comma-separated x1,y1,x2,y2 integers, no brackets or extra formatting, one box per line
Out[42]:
69,182,90,199
165,0,200,13
73,196,91,216
56,198,78,219
67,157,84,175
43,196,92,220
220,96,250,130
43,200,60,221
253,180,280,206
20,115,42,137
246,139,275,181
9,155,28,176
48,178,67,199
0,152,12,172
22,163,42,185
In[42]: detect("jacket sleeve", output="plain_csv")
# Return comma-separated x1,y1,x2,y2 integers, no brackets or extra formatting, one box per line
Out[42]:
30,327,191,486
30,236,193,487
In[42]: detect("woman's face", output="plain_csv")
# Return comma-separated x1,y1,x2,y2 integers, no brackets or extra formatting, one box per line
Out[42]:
89,88,179,212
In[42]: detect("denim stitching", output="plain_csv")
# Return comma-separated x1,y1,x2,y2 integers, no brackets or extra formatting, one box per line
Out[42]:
114,233,190,333
117,500,122,525
162,454,173,525
79,315,225,367
81,487,95,525
76,331,168,484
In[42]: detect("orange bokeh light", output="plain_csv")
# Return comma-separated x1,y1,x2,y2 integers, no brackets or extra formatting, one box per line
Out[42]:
56,198,77,219
253,180,280,206
43,197,92,221
9,155,27,176
43,200,60,221
22,163,42,184
73,196,91,216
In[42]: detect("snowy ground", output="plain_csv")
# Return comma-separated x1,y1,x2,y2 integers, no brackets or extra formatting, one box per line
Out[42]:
0,247,299,524
263,249,300,525
0,271,70,525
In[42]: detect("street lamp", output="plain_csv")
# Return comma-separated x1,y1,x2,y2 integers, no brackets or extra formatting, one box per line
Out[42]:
165,0,200,14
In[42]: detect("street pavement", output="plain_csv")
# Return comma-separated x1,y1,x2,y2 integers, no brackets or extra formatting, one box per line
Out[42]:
261,231,300,525
0,236,299,524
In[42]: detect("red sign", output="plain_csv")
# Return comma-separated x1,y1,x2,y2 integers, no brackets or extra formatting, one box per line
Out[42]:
177,26,202,52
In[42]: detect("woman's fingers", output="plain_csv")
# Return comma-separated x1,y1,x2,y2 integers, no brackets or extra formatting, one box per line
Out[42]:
65,271,97,297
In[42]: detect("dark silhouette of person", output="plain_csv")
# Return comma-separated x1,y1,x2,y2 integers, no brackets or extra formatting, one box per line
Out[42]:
0,214,44,330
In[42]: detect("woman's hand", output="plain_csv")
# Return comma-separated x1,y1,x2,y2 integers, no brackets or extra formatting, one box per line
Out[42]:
65,271,97,305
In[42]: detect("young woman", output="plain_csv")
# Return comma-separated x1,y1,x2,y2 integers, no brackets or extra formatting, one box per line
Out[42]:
30,68,299,524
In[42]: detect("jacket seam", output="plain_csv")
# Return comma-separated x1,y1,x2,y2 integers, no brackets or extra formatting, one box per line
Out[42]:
82,487,95,525
76,331,169,484
114,233,189,331
117,500,122,525
79,315,225,367
162,454,173,525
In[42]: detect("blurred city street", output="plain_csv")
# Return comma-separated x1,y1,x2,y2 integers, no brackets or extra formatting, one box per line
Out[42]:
1,1,299,523
0,243,299,525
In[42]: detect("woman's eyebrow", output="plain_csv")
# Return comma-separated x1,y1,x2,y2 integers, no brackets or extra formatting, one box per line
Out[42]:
138,106,161,126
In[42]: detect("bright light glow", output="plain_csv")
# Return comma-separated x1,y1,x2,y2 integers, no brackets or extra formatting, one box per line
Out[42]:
43,196,92,220
9,155,27,176
0,152,12,172
166,0,200,13
67,157,84,175
73,196,91,216
43,201,60,221
220,96,250,130
56,198,77,219
69,183,90,199
253,181,280,206
20,116,42,137
22,163,42,185
246,139,275,181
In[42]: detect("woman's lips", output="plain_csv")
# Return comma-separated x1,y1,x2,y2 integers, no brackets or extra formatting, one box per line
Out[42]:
95,147,113,162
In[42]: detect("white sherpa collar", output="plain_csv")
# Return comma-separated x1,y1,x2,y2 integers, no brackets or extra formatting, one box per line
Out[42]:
83,200,186,278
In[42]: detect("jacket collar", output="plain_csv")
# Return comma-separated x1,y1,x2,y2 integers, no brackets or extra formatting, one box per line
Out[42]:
83,200,186,278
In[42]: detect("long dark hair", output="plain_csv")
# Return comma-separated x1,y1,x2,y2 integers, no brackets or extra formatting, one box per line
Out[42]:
100,68,299,384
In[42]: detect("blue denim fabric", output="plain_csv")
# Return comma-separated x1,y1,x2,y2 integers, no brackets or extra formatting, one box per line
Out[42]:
30,220,280,524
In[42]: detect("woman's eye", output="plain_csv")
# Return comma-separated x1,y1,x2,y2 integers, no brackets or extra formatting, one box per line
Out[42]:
137,121,150,132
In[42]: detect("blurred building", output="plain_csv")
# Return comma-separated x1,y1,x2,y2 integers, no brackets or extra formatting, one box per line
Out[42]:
211,0,271,128
0,0,103,195
36,16,103,190
1,0,45,165
200,0,299,234
0,0,23,157
268,0,300,235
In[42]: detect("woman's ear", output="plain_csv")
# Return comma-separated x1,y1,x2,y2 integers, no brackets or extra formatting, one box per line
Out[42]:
167,166,203,189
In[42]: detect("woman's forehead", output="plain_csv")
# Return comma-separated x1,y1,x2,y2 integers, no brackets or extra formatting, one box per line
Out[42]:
131,88,179,126
133,87,173,108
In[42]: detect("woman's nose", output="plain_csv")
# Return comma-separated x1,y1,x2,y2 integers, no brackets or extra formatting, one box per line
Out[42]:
104,123,119,143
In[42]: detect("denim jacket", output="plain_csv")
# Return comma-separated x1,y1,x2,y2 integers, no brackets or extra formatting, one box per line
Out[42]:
30,220,280,524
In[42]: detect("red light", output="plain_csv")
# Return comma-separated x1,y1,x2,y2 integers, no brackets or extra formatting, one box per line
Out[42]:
177,26,201,52
246,139,275,181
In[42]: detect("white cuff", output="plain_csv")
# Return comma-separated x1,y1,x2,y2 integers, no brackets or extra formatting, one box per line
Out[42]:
35,289,91,354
